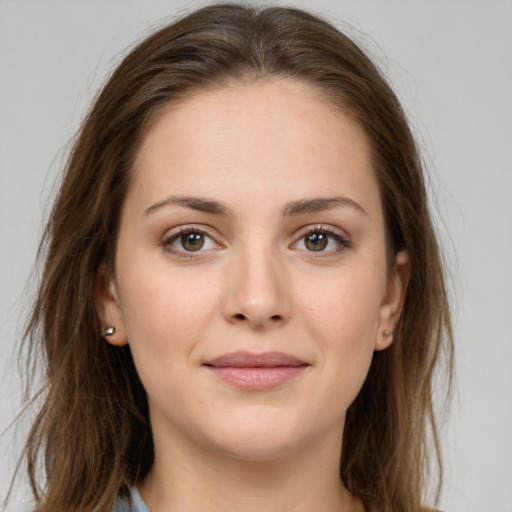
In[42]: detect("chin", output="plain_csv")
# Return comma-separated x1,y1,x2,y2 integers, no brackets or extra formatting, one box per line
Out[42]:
201,409,335,462
209,432,305,462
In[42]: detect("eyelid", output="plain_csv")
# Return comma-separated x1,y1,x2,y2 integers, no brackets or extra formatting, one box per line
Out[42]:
291,224,351,253
159,223,350,258
161,224,223,257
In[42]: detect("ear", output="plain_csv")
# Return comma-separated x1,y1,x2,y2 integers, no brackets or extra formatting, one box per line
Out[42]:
375,250,411,351
95,263,128,346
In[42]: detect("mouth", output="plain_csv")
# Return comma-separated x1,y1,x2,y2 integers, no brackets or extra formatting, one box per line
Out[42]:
202,351,309,391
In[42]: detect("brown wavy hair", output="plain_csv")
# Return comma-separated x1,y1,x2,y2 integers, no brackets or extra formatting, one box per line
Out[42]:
15,3,453,511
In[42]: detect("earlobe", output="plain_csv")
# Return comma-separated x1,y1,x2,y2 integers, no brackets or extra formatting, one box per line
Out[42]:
95,263,128,347
375,250,410,351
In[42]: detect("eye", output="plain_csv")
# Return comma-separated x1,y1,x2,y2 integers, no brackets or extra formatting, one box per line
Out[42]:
304,232,329,251
293,226,350,254
163,227,218,255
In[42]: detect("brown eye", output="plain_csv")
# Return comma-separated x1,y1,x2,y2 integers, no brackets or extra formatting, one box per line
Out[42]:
180,232,205,251
293,227,350,255
164,228,218,256
305,232,328,251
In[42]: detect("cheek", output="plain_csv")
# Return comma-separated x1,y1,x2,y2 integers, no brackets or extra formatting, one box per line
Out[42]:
300,265,383,340
116,260,222,372
296,263,384,388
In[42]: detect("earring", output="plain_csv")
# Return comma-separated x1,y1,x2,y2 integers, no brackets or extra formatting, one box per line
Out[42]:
103,326,116,337
383,329,393,339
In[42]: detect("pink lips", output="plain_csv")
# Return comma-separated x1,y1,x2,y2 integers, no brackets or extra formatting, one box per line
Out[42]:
203,351,308,390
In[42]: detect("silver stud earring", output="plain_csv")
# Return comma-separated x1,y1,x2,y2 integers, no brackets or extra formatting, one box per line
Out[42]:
383,329,392,339
103,326,116,337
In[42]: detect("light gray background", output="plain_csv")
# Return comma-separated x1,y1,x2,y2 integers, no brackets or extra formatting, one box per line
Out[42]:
1,1,511,511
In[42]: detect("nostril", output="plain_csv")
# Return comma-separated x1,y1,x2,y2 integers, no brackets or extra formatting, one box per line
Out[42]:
270,315,282,321
234,313,246,320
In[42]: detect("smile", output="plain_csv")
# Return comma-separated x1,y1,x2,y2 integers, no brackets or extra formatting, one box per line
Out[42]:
203,351,309,390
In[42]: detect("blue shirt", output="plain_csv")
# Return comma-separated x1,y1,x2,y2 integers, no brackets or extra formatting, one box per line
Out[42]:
114,488,150,512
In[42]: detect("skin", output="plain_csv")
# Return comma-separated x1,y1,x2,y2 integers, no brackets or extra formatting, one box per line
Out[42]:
97,79,409,512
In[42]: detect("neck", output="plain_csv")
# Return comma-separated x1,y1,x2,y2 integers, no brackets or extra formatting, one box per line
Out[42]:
139,424,364,512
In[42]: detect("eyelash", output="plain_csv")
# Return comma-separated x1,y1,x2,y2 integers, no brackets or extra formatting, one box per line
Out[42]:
162,225,219,258
292,225,351,255
161,224,350,258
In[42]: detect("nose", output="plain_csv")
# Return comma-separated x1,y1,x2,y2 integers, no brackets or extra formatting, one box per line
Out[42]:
221,248,291,330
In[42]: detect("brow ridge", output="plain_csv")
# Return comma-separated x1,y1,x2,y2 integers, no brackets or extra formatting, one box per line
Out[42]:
281,196,368,217
144,194,367,218
144,196,233,217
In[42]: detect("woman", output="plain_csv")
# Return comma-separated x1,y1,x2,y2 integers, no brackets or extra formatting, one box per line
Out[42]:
17,3,452,512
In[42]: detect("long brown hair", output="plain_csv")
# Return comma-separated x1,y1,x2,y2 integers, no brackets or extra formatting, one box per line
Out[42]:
16,4,453,511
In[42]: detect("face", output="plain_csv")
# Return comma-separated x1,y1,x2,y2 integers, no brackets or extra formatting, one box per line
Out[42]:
97,79,409,461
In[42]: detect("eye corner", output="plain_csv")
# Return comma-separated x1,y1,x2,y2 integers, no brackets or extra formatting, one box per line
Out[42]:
161,225,224,258
291,224,351,256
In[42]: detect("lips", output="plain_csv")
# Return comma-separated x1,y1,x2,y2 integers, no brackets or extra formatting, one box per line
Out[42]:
203,351,309,390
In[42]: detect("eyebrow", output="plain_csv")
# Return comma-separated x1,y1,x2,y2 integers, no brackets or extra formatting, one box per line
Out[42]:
143,194,367,218
144,196,233,217
281,196,368,217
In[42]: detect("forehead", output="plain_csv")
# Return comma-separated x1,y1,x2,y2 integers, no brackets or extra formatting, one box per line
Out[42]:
129,78,381,219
